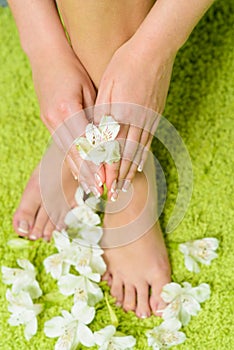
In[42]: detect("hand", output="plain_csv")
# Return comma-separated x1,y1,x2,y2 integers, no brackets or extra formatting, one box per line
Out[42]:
30,49,105,196
94,39,175,199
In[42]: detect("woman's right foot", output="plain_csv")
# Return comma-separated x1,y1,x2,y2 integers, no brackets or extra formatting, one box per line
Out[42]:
13,162,77,241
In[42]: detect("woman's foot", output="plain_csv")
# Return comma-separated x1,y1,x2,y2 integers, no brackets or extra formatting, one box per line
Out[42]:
102,158,171,318
13,160,77,241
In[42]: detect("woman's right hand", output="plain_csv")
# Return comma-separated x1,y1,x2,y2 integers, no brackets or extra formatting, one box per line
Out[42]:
30,50,105,197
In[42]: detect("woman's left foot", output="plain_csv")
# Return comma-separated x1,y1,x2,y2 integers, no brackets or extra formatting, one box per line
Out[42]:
102,164,171,318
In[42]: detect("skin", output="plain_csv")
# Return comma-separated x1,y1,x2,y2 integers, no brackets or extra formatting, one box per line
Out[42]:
8,0,215,316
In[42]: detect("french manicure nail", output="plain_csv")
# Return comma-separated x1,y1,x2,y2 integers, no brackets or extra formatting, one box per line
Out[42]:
111,192,118,202
94,173,103,187
90,186,101,199
122,179,131,192
81,182,91,194
71,171,78,180
137,160,144,172
111,179,117,193
18,220,29,234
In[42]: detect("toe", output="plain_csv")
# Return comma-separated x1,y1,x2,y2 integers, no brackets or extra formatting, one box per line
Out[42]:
43,219,56,241
123,284,136,312
30,207,48,240
102,272,112,287
150,281,169,317
135,283,151,319
110,276,124,306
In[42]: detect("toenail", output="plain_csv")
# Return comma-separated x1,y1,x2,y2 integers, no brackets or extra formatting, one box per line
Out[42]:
18,220,29,234
116,301,122,307
94,173,103,187
140,315,148,319
29,234,37,240
122,179,131,192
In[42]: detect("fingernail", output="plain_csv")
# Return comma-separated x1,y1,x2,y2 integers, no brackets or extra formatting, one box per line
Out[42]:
94,173,103,187
81,182,91,194
111,192,118,202
67,155,79,175
111,179,117,193
90,186,100,199
122,179,131,192
71,171,78,180
18,220,29,234
137,160,144,172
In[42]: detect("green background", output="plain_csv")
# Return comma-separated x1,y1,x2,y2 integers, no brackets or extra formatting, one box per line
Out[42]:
0,1,234,349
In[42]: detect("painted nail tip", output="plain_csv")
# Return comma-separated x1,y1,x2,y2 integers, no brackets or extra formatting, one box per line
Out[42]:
30,235,37,240
18,227,29,234
111,196,117,202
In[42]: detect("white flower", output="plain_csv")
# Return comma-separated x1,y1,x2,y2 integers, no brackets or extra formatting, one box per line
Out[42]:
74,245,106,276
146,319,186,349
161,282,211,325
6,289,42,340
75,116,121,165
44,301,95,349
179,238,219,273
58,273,103,306
94,325,136,350
75,186,100,211
65,206,100,229
2,259,42,299
73,225,103,245
43,231,78,279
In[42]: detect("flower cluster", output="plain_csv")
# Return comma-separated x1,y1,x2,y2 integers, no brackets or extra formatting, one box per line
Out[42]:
1,259,43,340
43,186,136,349
179,238,219,273
75,115,121,165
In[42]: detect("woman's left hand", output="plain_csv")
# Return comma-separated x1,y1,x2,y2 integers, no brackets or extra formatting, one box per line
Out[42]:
94,39,176,199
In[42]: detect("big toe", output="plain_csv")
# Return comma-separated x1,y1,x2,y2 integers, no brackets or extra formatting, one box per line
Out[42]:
150,279,170,317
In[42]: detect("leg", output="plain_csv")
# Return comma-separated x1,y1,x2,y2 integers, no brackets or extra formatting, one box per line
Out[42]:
56,0,171,317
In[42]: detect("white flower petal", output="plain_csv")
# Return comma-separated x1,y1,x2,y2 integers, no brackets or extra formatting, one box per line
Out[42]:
44,253,64,280
58,274,79,295
77,323,95,347
160,319,182,332
24,317,37,340
44,316,66,338
86,123,102,146
78,226,103,244
85,196,100,211
94,325,116,346
105,140,121,164
72,301,95,325
75,136,93,160
75,186,85,206
87,144,108,165
7,238,30,249
112,335,136,349
53,230,71,252
161,283,182,303
99,116,120,141
17,259,35,272
191,283,211,303
202,237,219,250
184,255,200,273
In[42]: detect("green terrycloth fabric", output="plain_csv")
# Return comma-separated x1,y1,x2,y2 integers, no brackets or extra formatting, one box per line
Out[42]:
0,2,234,349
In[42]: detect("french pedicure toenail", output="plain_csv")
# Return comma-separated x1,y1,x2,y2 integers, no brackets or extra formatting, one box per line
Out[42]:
29,234,37,240
18,220,29,234
94,173,103,187
122,179,131,192
116,301,122,307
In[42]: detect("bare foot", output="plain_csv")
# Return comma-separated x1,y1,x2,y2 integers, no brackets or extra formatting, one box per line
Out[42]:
102,156,171,318
13,157,77,241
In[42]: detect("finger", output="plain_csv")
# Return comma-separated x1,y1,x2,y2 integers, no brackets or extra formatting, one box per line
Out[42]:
137,137,152,173
118,126,142,191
